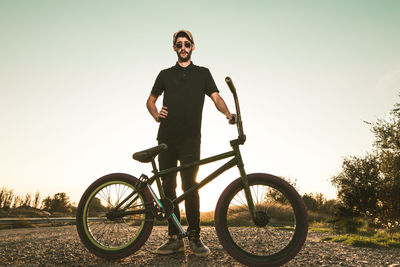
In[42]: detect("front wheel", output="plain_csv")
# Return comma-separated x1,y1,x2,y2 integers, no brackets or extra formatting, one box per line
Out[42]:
76,173,154,259
215,173,308,266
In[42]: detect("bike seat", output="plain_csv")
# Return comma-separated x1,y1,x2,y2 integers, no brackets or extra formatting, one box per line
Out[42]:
132,144,168,163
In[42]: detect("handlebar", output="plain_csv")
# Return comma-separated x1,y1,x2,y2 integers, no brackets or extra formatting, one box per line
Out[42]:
225,77,246,144
225,76,236,94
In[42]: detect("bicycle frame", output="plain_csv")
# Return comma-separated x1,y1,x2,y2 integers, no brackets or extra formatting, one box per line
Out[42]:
156,141,247,200
143,138,256,236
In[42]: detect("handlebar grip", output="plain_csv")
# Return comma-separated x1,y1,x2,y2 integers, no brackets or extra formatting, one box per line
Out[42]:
225,76,246,143
225,77,236,94
229,114,237,124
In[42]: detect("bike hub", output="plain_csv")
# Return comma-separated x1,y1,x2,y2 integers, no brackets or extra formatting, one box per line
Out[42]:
253,211,270,227
106,210,123,221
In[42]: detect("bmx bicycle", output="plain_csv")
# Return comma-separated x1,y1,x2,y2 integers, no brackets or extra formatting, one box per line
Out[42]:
76,77,308,266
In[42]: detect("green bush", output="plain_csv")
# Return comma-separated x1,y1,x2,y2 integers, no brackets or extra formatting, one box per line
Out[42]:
335,217,365,233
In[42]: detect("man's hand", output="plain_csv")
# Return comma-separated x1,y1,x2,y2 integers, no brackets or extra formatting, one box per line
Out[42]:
147,94,168,123
156,106,168,122
228,114,236,125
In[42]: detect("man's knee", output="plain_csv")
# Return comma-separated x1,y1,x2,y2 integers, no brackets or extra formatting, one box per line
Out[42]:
181,171,198,191
162,175,178,198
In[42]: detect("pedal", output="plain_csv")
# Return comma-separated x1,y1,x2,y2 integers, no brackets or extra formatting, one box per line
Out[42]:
135,174,149,189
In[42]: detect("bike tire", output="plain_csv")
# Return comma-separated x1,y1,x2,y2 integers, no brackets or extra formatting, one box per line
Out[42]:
76,173,154,259
215,173,308,266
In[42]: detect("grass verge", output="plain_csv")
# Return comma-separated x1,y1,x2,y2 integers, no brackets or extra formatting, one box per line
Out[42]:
320,230,400,248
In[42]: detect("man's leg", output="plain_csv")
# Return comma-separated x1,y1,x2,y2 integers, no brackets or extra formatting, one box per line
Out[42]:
156,141,185,255
179,138,201,237
158,141,180,236
179,138,210,256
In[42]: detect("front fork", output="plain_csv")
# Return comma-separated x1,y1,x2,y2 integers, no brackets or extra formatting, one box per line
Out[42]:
233,145,258,221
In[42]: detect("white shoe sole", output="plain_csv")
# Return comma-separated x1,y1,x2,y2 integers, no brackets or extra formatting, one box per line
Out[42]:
191,249,211,257
193,251,210,257
155,246,185,255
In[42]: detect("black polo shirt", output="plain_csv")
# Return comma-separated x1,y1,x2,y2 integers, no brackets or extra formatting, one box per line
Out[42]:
151,62,219,142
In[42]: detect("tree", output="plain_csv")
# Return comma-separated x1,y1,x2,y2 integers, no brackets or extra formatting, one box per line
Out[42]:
302,193,324,212
332,96,400,225
33,192,41,209
331,154,381,217
52,193,71,213
88,197,107,215
267,177,298,204
302,192,337,214
12,195,22,209
321,199,338,215
22,193,32,207
42,192,72,214
369,100,400,223
42,196,52,211
302,193,318,212
0,188,14,210
0,188,5,208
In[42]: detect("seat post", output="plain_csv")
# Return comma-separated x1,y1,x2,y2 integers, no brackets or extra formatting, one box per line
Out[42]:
151,157,159,174
151,156,166,199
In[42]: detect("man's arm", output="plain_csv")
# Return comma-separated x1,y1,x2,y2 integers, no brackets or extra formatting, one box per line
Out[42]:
210,92,234,124
146,94,168,122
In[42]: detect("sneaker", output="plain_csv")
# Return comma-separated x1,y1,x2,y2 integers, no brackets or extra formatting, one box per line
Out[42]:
155,235,184,255
189,237,210,256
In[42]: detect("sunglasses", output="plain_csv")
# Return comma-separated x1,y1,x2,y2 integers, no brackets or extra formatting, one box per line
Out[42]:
175,41,192,49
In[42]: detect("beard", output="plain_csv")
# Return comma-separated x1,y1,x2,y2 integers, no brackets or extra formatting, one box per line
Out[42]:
176,49,192,62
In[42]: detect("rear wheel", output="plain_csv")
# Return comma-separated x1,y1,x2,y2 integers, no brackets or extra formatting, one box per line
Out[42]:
215,173,308,266
76,173,154,259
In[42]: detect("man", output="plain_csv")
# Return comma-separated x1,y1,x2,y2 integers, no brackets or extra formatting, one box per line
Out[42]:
146,30,233,256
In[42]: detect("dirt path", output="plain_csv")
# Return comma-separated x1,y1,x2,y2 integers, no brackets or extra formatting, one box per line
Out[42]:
0,226,399,266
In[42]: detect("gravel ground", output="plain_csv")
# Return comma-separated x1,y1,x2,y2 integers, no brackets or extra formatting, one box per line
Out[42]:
0,225,399,266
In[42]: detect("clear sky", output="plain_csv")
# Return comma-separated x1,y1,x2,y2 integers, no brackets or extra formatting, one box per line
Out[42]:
1,1,399,212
